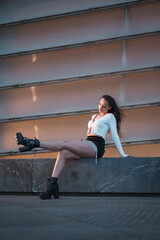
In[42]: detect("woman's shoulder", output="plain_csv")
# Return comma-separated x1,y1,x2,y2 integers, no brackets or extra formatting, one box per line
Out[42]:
104,113,115,119
102,113,116,124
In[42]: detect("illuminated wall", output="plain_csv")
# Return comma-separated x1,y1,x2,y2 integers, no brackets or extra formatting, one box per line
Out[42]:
0,0,160,159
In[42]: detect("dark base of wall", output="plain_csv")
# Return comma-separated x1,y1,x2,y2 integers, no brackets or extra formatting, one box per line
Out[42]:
0,157,160,193
0,192,160,197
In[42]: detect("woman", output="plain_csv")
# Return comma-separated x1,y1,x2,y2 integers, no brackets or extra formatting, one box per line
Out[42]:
16,95,130,199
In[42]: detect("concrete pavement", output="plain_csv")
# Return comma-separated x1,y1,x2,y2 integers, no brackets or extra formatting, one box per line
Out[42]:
0,194,160,240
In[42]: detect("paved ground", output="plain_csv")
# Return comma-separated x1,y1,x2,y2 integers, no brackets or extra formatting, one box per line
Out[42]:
0,194,160,240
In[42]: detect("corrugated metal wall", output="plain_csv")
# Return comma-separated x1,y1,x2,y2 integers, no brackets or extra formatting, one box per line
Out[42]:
0,0,160,159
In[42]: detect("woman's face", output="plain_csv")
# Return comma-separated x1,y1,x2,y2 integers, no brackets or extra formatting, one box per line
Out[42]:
98,98,111,115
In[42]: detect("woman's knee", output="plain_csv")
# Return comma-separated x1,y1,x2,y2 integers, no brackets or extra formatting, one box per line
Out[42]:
59,149,70,160
59,149,80,160
61,140,72,150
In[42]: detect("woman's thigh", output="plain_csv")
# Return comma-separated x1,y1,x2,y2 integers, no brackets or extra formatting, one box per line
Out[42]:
62,140,96,158
60,149,81,161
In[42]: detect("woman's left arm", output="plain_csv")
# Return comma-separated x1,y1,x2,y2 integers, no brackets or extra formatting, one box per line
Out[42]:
108,114,128,157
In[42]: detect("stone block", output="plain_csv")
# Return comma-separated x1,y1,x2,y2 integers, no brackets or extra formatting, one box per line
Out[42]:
0,159,32,192
32,158,55,192
58,157,160,193
0,157,159,193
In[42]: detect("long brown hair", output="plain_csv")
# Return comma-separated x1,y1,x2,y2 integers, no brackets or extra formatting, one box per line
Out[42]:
101,95,123,134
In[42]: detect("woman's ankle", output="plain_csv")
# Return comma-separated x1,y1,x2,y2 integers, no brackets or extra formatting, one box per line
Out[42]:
50,177,58,183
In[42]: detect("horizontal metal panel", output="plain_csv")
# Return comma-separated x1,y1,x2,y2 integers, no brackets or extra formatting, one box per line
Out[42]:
119,107,160,142
0,0,137,25
0,106,159,152
0,71,160,120
1,2,160,56
0,41,124,87
107,143,160,158
0,36,160,88
0,143,160,159
125,35,160,69
127,2,160,34
123,71,160,105
0,8,126,55
0,76,122,119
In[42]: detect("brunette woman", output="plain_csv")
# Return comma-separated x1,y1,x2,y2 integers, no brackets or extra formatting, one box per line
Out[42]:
16,95,130,199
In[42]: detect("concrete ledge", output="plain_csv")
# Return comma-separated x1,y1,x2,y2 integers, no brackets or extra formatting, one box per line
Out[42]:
0,157,160,193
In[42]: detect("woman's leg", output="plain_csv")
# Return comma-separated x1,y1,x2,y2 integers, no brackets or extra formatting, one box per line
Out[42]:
52,150,81,178
16,133,95,158
43,140,96,178
40,142,96,199
40,140,96,158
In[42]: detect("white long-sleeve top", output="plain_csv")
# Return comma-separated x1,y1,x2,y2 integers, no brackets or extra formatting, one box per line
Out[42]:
87,113,128,157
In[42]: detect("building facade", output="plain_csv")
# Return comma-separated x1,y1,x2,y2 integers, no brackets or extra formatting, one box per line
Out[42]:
0,0,160,159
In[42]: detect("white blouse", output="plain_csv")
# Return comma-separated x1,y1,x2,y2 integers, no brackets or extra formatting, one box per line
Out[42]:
87,113,128,157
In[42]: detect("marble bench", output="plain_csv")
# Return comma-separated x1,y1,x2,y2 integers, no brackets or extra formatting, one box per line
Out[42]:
0,157,160,193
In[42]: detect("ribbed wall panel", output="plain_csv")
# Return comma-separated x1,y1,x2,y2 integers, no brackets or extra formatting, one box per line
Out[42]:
0,41,124,87
127,2,160,34
0,1,159,158
0,106,159,153
123,71,160,105
1,2,159,56
0,71,159,120
0,36,160,88
0,0,138,25
0,8,126,55
109,143,160,158
0,76,121,119
125,36,160,69
120,107,160,142
0,143,160,159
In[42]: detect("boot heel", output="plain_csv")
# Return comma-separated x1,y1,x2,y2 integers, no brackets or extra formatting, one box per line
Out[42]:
53,188,59,199
40,178,59,200
19,146,30,152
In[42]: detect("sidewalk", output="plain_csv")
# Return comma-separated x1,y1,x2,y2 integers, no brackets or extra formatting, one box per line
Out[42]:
0,194,160,240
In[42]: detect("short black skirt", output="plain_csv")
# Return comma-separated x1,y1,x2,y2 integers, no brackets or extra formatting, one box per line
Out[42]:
86,136,105,158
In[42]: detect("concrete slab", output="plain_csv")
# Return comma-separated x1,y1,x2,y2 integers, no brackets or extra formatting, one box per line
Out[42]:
0,157,160,193
0,194,160,240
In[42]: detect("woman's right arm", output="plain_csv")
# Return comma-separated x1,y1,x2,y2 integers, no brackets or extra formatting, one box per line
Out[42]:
108,114,128,157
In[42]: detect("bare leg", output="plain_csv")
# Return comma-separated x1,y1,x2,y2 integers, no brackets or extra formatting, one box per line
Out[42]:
52,150,81,178
40,140,96,158
39,140,96,199
40,140,96,178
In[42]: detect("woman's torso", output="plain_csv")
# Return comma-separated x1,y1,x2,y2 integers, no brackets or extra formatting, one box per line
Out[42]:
87,113,111,140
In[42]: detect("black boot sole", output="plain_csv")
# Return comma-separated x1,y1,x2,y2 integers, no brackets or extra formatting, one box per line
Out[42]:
40,195,59,200
39,195,52,200
40,186,59,200
16,132,24,145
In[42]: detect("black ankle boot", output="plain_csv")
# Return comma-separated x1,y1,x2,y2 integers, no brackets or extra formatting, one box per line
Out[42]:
16,132,40,152
40,177,59,200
